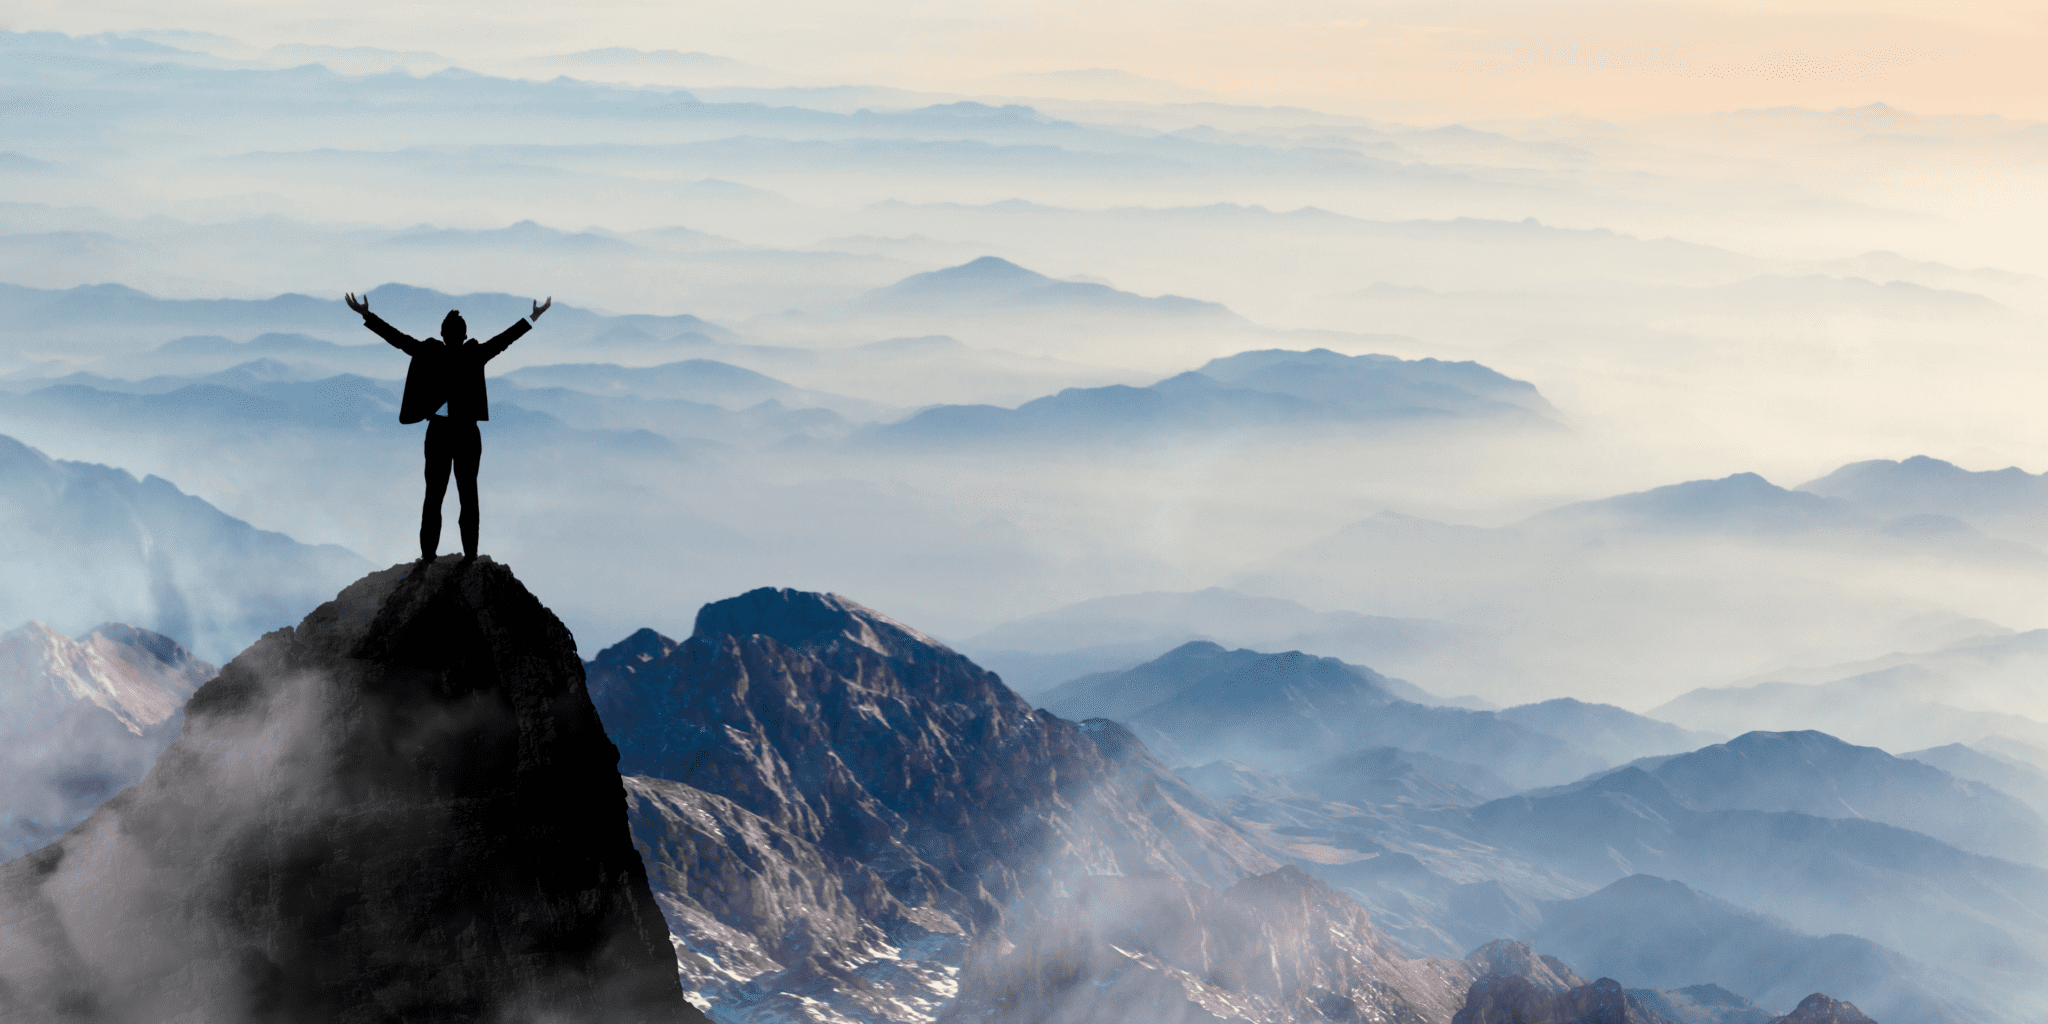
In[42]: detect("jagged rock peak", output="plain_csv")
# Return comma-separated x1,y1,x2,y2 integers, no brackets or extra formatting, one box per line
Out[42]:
1453,973,1676,1024
1773,993,1879,1024
691,586,958,666
0,556,704,1024
1466,938,1588,993
0,619,213,734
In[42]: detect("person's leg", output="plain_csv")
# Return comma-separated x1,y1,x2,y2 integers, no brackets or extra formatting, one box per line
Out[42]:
421,420,454,560
453,421,482,559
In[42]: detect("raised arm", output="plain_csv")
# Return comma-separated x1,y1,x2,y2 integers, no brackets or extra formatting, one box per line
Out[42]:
346,292,421,355
478,296,550,361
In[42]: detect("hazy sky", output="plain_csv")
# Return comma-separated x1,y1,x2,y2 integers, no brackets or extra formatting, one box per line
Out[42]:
12,0,2047,121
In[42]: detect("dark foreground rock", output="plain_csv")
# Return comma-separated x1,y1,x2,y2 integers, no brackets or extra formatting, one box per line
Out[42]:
0,557,704,1024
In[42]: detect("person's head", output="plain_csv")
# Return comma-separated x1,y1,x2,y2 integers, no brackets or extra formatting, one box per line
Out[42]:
441,310,467,344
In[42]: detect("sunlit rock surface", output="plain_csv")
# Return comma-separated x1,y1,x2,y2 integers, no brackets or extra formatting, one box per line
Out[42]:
0,557,701,1023
0,621,214,861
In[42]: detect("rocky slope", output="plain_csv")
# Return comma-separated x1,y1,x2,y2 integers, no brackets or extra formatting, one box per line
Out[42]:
0,557,700,1023
588,588,1494,1023
1453,975,1676,1024
0,621,214,861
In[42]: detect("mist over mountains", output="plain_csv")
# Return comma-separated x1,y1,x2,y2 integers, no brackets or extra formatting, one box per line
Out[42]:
6,14,2048,1024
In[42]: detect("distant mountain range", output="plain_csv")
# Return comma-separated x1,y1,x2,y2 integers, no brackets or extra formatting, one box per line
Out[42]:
1050,642,1604,786
1462,764,2048,1011
964,585,1506,700
1909,742,2048,818
869,346,1556,446
1548,730,2048,866
0,433,369,662
1654,655,2048,755
0,281,732,359
1234,463,2048,706
1043,641,1715,788
854,255,1240,321
1526,875,1980,1024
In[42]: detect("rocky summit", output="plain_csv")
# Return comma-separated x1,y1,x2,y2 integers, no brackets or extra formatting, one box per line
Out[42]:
0,557,704,1024
1769,994,1879,1024
589,587,1486,1022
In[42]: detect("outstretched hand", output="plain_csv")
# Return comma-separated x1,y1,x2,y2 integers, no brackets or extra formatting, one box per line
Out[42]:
345,292,369,317
530,296,552,322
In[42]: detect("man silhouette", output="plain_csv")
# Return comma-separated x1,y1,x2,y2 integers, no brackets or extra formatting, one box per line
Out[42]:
345,291,552,562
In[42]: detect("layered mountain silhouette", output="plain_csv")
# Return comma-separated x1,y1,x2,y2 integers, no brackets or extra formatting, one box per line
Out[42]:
965,587,1503,701
1498,698,1722,766
1654,662,2048,762
501,358,875,417
0,433,370,662
0,558,702,1023
0,281,732,354
1525,874,1977,1024
854,256,1240,321
1558,730,2048,866
1463,764,2048,1011
1526,473,1864,536
0,621,214,861
870,346,1554,445
1800,455,2048,540
1055,642,1604,785
1909,742,2048,818
1291,746,1518,808
586,588,1511,1022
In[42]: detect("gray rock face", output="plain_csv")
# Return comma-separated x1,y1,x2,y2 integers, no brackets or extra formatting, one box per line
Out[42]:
591,587,1493,1022
1768,993,1880,1024
1452,974,1676,1024
0,558,701,1024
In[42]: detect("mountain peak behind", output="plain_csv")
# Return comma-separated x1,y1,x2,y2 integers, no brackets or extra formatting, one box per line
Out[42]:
691,585,958,667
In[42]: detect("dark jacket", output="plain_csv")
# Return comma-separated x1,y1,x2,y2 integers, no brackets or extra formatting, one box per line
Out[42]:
361,312,530,423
